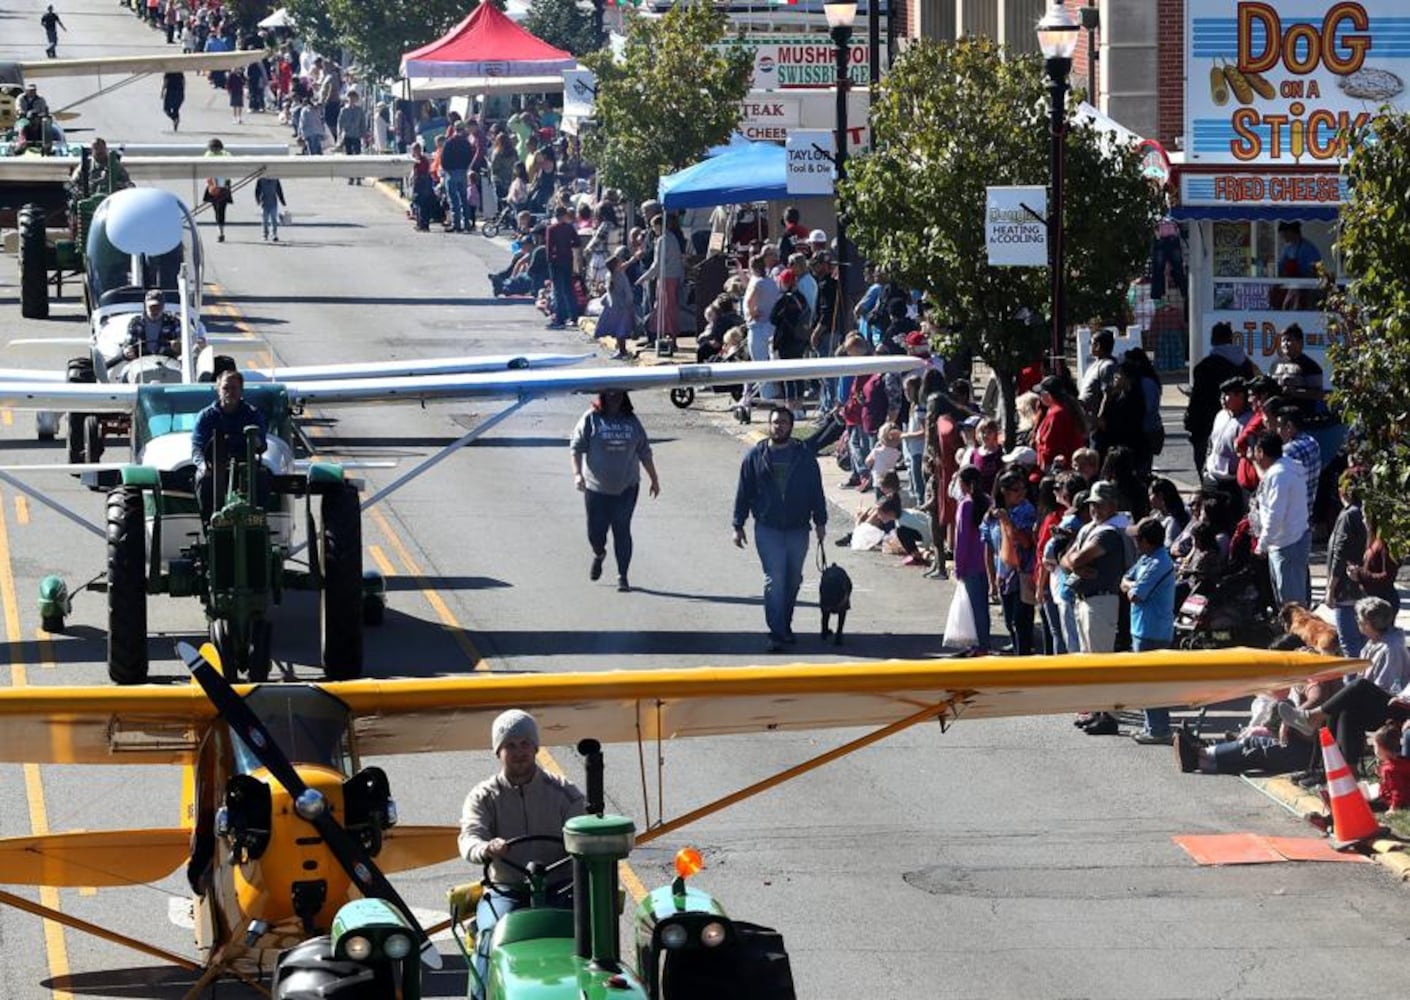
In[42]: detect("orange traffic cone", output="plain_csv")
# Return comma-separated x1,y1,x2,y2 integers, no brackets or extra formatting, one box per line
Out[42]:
1319,726,1386,850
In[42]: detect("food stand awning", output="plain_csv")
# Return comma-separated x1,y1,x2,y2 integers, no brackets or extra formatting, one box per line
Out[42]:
659,142,827,210
404,75,565,99
399,2,575,79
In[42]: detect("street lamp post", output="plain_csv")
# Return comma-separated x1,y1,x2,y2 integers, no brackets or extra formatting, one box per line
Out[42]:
1037,4,1080,375
825,1,857,343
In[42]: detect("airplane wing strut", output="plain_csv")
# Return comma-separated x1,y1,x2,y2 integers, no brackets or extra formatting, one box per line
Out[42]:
633,692,974,847
0,471,105,539
286,396,534,559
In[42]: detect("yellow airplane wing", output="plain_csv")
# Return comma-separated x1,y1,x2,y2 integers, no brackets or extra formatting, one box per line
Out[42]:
0,828,189,887
338,648,1352,755
0,649,1354,766
377,826,461,875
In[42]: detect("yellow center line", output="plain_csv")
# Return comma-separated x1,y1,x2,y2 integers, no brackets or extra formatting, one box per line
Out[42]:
14,495,28,526
2,409,12,426
0,495,73,995
368,506,486,671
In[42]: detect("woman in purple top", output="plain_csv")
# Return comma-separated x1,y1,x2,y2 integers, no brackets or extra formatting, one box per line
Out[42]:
952,465,991,651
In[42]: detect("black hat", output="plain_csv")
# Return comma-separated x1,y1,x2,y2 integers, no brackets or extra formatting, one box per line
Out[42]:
1218,376,1247,394
1273,404,1305,426
1245,374,1277,396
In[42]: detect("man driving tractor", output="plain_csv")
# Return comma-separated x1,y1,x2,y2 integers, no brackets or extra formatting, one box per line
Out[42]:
458,710,585,988
191,369,267,520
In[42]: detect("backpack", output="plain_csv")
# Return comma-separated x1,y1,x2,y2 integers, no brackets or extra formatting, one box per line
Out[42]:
861,374,890,434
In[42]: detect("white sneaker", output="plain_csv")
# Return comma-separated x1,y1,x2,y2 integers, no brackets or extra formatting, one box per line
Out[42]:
1277,700,1317,737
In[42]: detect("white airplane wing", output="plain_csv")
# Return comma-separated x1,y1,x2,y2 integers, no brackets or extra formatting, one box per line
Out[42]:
245,352,593,383
0,357,922,411
0,155,408,184
17,50,265,80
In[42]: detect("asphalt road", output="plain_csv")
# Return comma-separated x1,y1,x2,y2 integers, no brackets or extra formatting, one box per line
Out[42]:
3,4,1409,999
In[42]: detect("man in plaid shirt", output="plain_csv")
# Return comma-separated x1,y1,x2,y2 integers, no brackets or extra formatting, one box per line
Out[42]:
1274,404,1321,520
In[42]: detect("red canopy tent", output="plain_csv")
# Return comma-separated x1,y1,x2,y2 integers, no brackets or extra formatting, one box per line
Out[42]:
399,3,575,79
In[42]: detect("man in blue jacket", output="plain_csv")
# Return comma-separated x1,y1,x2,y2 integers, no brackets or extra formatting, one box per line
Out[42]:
733,407,827,652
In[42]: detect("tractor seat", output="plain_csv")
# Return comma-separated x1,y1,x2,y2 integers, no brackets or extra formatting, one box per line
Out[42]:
490,907,575,948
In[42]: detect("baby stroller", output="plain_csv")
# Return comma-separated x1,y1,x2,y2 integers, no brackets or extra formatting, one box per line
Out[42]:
667,327,748,411
480,202,545,238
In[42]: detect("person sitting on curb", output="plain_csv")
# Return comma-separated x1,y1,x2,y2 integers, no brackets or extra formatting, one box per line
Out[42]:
1278,597,1410,775
1173,633,1319,775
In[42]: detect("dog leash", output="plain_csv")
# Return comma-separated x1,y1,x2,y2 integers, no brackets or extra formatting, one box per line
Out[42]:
816,545,829,574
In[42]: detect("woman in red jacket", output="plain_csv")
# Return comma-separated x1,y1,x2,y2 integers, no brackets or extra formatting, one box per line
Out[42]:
1034,376,1088,473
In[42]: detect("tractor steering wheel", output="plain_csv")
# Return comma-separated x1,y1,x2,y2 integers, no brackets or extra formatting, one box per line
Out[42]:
480,834,572,901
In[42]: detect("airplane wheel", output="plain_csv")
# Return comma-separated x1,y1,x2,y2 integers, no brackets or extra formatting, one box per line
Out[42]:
362,593,385,626
106,486,149,684
19,204,49,320
320,484,363,680
83,414,104,464
669,387,694,409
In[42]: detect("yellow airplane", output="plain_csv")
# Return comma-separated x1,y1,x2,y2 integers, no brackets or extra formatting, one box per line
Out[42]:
0,645,1354,995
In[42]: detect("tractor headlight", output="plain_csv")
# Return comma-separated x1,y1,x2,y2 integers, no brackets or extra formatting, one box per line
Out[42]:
382,933,412,960
700,921,727,948
660,923,689,950
343,935,373,961
385,798,399,828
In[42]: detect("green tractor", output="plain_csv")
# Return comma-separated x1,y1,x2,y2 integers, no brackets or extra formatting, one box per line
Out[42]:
41,382,383,683
270,741,797,1000
1,97,115,320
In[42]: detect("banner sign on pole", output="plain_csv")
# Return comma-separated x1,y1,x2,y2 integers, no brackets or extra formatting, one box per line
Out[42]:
786,129,835,196
985,185,1048,267
562,68,597,117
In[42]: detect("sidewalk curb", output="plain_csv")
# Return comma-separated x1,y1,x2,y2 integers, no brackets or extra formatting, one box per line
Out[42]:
1244,774,1410,879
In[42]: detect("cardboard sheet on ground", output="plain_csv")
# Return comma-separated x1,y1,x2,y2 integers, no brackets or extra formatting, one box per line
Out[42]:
1173,833,1370,865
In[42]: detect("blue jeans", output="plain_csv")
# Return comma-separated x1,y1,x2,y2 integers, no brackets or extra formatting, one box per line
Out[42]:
755,523,809,641
584,485,638,578
549,261,577,324
260,200,279,237
960,572,991,650
1134,635,1172,735
1334,603,1366,659
905,450,924,504
1000,585,1035,654
304,133,323,155
1041,597,1067,654
445,167,469,229
1267,531,1311,607
847,428,873,483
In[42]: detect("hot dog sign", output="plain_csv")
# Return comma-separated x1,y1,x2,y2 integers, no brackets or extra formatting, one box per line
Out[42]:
1186,1,1409,163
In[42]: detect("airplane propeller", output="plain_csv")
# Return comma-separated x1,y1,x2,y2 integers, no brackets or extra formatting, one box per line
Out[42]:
175,641,443,969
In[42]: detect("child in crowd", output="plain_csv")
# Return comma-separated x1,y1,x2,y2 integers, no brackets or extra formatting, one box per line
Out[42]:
972,418,1003,498
953,465,991,651
1376,724,1410,811
1071,447,1101,485
950,416,980,502
901,377,927,505
867,424,904,497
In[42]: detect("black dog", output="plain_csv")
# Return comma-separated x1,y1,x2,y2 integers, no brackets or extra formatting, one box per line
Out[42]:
818,561,853,644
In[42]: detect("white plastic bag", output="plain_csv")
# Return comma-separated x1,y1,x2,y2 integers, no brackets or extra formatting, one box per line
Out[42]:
944,584,978,648
850,523,888,551
278,209,293,226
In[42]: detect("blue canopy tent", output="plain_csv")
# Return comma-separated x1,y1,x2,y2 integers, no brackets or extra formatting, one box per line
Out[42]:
658,141,828,210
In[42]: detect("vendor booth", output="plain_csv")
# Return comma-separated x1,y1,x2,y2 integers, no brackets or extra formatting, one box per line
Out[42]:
399,3,575,100
1174,0,1409,379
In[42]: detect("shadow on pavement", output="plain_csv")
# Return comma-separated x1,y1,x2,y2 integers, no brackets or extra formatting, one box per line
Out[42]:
472,628,947,660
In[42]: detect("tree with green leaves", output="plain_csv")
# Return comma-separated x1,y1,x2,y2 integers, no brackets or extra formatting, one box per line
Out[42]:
282,0,495,82
581,3,753,206
1327,111,1410,557
523,0,603,58
839,36,1161,431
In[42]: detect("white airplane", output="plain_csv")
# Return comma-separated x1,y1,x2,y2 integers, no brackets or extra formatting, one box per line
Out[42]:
5,185,585,459
2,50,269,115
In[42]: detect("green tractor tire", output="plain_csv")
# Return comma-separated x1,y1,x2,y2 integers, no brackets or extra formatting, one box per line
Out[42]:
320,484,364,680
106,486,149,684
66,359,97,464
83,414,104,464
19,204,50,320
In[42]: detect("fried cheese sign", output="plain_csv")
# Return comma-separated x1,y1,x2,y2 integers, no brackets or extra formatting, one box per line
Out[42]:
1188,1,1407,163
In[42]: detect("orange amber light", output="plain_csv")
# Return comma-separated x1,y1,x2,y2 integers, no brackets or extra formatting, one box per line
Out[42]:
674,847,704,879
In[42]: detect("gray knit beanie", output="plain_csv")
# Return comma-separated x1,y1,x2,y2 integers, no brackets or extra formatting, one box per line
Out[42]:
491,709,539,754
